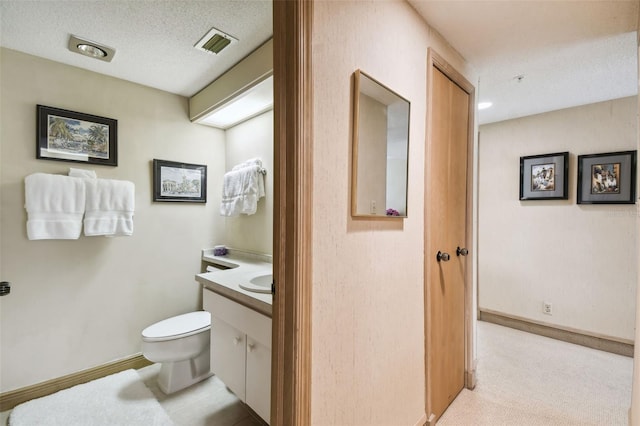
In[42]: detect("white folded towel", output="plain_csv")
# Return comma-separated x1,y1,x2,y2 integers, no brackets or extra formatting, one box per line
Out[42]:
69,168,97,179
232,158,263,171
25,173,86,240
220,161,265,217
84,178,135,236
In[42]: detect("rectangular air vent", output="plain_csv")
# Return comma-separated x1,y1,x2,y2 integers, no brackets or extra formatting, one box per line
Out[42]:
195,27,237,55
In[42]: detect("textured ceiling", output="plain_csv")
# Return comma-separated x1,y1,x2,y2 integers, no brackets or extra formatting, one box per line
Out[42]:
0,0,272,97
409,0,639,124
0,1,637,125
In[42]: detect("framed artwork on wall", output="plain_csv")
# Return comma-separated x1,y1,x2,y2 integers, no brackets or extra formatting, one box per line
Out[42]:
153,159,207,203
577,150,637,204
36,105,118,166
519,152,569,200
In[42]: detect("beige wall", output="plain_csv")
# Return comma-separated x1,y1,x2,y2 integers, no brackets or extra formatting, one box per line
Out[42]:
630,28,640,426
311,2,476,424
478,97,638,341
223,110,274,254
0,48,226,392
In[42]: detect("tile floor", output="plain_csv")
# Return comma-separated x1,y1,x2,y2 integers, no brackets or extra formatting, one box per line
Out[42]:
139,363,265,426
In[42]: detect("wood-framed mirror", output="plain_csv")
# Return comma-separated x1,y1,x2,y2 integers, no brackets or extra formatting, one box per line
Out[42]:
351,70,410,218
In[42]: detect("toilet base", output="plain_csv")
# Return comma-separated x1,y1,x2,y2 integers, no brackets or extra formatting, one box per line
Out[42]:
156,350,212,394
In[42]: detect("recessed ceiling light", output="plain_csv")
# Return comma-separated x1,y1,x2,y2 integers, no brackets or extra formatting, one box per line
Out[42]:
76,44,107,58
478,102,493,110
68,35,115,62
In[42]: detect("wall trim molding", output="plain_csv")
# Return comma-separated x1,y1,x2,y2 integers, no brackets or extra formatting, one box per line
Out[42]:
413,413,428,426
0,354,151,411
479,309,634,357
271,1,313,425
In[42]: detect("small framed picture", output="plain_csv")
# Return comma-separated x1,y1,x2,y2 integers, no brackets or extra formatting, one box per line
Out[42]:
37,105,117,166
153,159,207,203
577,151,636,204
519,152,569,200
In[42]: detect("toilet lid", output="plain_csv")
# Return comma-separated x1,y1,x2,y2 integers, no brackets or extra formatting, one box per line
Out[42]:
142,311,211,340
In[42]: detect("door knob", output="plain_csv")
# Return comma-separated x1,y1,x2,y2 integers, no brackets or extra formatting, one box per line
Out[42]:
456,247,469,256
436,251,450,262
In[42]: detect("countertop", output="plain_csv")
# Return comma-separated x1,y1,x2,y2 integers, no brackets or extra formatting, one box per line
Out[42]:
195,248,273,317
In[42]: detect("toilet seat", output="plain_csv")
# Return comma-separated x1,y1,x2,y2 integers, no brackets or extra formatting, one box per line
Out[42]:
142,311,210,342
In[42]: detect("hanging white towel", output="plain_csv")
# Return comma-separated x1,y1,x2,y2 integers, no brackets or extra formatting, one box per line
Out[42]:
220,161,265,217
84,178,135,236
232,158,265,198
25,173,86,240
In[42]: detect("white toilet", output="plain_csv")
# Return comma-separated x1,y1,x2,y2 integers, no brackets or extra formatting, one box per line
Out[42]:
141,311,212,394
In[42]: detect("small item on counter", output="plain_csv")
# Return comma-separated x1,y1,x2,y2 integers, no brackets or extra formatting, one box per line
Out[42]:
213,245,228,256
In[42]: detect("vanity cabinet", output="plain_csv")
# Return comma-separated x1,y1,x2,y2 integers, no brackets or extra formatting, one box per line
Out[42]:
203,288,271,423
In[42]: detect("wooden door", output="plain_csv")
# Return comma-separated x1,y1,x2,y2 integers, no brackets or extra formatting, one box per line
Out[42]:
425,62,471,423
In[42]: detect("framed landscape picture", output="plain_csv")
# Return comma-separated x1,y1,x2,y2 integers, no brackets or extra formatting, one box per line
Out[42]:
36,105,117,166
153,159,207,203
577,151,636,204
519,152,569,200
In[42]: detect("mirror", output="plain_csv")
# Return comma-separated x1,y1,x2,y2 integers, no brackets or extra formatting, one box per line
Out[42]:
351,70,410,218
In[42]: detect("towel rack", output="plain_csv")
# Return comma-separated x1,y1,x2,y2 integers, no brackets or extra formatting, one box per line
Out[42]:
259,168,267,175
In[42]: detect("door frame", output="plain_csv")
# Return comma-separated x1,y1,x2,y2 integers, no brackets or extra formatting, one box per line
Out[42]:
271,1,313,425
424,48,476,425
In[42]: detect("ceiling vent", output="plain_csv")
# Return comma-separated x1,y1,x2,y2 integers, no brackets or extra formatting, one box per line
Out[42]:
195,27,237,55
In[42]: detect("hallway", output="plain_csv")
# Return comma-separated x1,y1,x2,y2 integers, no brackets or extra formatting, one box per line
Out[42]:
438,321,633,425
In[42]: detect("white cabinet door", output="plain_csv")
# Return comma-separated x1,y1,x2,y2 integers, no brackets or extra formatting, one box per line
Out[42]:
210,315,246,401
245,336,271,423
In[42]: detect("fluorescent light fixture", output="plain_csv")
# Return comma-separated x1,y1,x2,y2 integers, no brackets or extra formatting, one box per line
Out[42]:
478,101,493,110
68,35,115,62
198,76,273,129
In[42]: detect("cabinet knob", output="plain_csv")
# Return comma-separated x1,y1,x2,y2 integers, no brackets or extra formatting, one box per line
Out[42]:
247,343,255,353
233,336,241,345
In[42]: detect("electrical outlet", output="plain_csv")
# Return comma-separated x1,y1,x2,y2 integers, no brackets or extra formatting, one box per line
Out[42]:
370,200,377,214
543,301,553,315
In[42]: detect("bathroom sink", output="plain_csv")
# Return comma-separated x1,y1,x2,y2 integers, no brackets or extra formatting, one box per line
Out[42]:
239,274,273,294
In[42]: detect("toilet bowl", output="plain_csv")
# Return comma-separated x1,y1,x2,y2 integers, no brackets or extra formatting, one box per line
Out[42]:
141,311,212,394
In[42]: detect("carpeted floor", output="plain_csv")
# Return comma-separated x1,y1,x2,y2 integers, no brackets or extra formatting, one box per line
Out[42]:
3,322,633,425
438,321,634,425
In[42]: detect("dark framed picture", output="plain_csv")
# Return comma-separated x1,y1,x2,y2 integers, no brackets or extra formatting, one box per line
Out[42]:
37,105,117,166
577,150,636,204
153,159,207,203
519,152,569,200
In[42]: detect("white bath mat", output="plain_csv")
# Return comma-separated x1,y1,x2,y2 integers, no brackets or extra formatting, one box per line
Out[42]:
9,369,174,426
